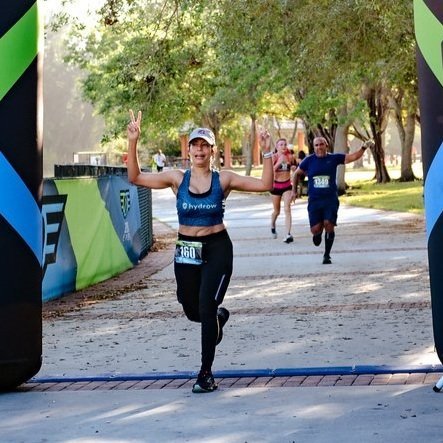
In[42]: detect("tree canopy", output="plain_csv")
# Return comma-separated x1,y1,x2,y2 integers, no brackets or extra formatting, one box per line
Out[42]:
51,0,419,181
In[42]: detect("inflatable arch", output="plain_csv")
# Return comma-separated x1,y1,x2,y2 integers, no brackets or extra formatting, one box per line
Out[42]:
0,1,43,389
414,0,443,367
0,0,442,390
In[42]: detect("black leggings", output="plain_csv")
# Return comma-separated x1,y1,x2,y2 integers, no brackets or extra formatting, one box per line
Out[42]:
174,230,233,372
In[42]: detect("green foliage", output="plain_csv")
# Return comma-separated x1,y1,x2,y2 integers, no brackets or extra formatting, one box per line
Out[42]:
52,0,418,160
62,1,217,143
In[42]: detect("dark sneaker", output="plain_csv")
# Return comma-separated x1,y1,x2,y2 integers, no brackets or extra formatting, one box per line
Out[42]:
271,228,277,239
313,233,322,246
283,234,294,243
192,371,218,393
216,307,230,345
322,255,332,264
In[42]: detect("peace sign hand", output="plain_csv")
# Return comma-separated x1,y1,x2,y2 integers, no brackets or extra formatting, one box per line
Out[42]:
127,109,142,141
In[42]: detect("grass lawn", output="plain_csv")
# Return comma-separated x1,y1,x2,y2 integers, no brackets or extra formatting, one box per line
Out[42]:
341,179,424,214
341,163,424,214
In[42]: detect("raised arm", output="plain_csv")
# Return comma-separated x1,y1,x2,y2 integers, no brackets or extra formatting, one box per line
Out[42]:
127,109,143,184
127,110,181,190
221,130,274,193
344,141,372,164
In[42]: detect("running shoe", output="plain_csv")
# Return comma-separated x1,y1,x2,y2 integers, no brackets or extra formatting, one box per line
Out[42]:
216,307,230,345
192,370,218,393
322,255,332,264
271,228,277,239
313,233,322,246
283,234,294,243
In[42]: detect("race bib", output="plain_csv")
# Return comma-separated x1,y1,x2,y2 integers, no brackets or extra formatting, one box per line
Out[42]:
175,240,203,265
313,175,330,188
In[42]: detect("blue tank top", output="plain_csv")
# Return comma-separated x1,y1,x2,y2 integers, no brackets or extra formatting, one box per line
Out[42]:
176,169,225,226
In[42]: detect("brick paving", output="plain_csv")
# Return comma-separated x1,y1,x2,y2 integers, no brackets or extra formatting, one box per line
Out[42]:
19,371,443,392
59,299,430,322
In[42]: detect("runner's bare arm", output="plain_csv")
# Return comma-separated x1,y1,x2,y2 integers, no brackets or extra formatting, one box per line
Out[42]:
291,167,304,200
344,141,372,164
221,130,273,193
127,109,182,190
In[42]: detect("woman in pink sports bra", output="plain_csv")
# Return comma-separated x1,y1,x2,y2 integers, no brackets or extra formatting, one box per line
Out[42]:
270,138,295,243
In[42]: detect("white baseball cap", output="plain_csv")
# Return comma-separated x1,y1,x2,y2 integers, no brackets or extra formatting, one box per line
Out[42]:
189,128,215,146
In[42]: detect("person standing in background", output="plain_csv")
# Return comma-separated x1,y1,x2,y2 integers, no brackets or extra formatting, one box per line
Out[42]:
153,149,166,172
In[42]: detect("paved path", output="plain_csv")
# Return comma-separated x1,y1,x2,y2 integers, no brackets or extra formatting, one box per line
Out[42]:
38,189,439,375
3,189,443,443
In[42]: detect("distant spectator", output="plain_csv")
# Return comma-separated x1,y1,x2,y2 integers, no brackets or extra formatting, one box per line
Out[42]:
153,149,166,172
297,150,306,163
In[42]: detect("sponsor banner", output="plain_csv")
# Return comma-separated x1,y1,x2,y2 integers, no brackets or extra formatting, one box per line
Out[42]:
42,177,151,301
42,180,77,301
97,175,143,264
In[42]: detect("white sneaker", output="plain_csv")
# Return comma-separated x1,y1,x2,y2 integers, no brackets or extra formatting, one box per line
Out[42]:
283,234,294,243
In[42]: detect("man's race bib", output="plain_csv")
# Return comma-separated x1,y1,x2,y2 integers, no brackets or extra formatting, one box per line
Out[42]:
175,240,203,265
313,175,330,188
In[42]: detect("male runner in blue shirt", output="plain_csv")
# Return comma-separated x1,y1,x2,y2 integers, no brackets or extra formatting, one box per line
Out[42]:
292,136,370,264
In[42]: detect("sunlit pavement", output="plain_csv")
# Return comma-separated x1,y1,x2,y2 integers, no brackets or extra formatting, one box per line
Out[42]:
2,189,443,443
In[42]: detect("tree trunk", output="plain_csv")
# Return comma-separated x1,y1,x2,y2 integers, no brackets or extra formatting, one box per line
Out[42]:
334,123,349,195
371,135,390,183
389,92,417,182
245,115,255,176
203,114,222,170
365,85,391,183
304,122,336,154
399,111,417,181
212,129,221,170
289,119,298,146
